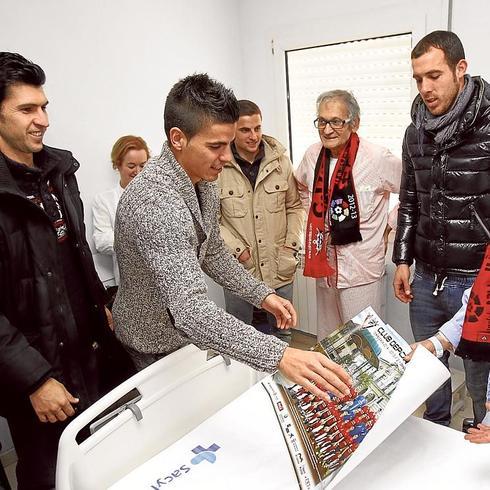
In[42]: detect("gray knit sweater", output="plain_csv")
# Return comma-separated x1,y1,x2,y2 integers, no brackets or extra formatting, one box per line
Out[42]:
113,143,287,373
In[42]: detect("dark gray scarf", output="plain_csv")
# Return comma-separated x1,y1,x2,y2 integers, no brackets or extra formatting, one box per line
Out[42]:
415,74,474,153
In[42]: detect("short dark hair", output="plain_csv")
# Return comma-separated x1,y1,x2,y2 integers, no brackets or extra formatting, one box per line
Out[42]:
411,30,465,70
0,52,46,107
164,73,239,140
238,99,262,118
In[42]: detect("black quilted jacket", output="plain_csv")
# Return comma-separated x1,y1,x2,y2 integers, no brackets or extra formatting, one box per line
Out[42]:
393,76,490,275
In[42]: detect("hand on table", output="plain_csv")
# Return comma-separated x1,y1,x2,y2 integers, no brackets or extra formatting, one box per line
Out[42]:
465,424,490,444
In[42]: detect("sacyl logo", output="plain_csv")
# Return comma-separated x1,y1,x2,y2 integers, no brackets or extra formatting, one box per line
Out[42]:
149,443,221,488
190,444,220,465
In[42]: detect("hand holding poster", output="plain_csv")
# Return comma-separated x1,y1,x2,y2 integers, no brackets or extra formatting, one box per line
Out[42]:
264,307,412,488
110,308,451,490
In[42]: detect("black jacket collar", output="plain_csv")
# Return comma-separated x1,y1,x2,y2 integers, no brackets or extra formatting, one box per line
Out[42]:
0,145,78,197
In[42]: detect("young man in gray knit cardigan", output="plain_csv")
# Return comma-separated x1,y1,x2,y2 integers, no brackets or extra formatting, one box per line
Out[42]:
113,73,351,401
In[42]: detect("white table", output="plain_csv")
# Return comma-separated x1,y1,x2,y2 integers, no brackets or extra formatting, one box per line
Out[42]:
110,380,490,490
336,415,490,490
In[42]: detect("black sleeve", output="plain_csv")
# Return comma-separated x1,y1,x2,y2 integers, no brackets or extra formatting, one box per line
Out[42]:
393,129,418,266
0,234,52,412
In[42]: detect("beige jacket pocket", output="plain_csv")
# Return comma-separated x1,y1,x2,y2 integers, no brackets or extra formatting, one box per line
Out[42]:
276,247,298,282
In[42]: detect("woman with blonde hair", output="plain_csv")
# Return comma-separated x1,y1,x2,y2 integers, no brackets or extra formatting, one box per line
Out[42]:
93,135,150,286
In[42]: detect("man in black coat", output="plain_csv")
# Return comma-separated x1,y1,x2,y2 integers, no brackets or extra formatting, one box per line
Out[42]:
393,31,490,426
0,52,124,489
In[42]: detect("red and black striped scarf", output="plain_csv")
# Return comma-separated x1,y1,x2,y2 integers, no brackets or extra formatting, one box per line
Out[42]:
304,133,362,278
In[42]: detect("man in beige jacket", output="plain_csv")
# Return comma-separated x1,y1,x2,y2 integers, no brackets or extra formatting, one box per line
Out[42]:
218,100,304,342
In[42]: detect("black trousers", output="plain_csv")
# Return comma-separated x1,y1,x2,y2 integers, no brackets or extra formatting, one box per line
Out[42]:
7,404,69,490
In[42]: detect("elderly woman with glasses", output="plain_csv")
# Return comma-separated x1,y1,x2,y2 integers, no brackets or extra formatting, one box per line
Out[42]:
294,89,402,339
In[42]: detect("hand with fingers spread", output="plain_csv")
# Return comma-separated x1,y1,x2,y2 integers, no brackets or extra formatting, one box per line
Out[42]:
261,293,297,330
29,378,79,423
393,264,413,303
464,423,490,444
278,347,352,401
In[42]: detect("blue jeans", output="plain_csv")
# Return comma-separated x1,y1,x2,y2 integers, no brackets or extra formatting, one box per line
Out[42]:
463,358,490,424
224,283,293,343
410,264,475,426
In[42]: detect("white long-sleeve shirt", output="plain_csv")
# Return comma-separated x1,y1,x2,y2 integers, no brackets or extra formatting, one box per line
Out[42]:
439,287,472,350
92,184,124,285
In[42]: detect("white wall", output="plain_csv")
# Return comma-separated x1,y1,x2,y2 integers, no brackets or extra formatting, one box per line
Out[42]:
235,0,468,370
234,0,448,337
0,0,244,284
0,0,246,456
452,0,490,81
237,0,450,152
2,0,488,458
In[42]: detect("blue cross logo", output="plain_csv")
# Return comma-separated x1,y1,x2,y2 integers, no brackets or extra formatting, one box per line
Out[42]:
190,444,220,465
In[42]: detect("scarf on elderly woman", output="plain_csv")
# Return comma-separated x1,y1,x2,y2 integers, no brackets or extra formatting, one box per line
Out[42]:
303,133,361,278
415,74,474,155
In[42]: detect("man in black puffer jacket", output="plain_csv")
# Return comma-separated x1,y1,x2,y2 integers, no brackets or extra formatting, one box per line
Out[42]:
0,53,132,489
393,31,490,426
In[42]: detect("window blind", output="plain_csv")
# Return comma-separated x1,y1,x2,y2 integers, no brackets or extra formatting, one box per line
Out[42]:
286,33,413,166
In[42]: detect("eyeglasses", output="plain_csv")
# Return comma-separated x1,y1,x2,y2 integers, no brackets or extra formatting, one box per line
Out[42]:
313,117,351,130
